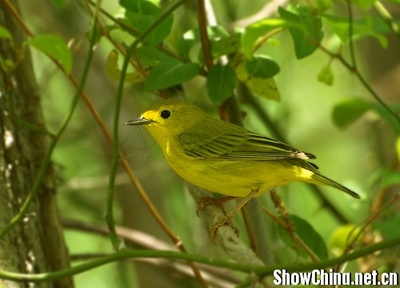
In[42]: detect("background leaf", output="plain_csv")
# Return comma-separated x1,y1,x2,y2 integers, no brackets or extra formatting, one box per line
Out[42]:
241,18,286,58
245,56,280,79
329,225,363,255
279,6,323,59
0,25,12,39
124,1,173,46
333,98,400,132
207,64,237,105
373,215,400,240
106,50,146,83
211,33,241,59
278,214,329,260
317,65,334,86
145,59,200,90
322,15,389,47
332,98,372,129
27,34,72,74
234,56,280,101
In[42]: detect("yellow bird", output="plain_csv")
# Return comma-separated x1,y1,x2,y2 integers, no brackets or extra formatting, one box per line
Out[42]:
126,99,360,237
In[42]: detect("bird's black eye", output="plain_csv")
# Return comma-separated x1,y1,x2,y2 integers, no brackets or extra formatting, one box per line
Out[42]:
160,110,171,119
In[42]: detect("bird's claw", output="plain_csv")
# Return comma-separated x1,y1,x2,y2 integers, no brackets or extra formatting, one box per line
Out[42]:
196,196,237,216
210,216,240,240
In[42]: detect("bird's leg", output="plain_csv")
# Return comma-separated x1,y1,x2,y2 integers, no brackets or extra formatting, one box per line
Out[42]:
210,188,259,240
196,196,237,216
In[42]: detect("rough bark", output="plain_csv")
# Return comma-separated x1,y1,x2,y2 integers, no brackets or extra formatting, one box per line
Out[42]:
0,1,73,287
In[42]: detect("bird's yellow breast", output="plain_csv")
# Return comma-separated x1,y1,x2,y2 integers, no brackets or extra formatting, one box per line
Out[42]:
163,138,300,197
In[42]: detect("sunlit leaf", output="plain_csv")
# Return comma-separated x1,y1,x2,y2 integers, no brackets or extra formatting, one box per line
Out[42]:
0,25,12,39
278,214,328,260
322,15,389,47
234,55,280,101
145,59,200,90
245,56,280,79
350,0,376,9
329,224,363,255
278,6,323,59
242,18,287,58
27,34,72,74
317,65,334,86
106,50,146,83
207,64,237,105
316,0,332,12
396,137,400,162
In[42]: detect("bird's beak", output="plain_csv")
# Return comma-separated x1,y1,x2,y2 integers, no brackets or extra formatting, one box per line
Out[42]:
125,117,152,125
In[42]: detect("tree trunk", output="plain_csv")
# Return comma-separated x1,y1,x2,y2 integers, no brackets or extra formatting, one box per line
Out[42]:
0,2,73,287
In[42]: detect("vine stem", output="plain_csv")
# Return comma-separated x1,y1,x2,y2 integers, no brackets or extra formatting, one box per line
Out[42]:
0,234,400,283
346,0,400,127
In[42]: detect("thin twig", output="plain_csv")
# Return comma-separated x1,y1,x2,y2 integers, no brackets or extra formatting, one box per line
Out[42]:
196,0,213,70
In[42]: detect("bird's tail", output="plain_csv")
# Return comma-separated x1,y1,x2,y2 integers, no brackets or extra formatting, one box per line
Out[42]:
310,172,360,199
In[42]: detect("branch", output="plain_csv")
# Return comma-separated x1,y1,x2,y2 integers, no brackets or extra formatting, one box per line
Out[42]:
0,235,399,284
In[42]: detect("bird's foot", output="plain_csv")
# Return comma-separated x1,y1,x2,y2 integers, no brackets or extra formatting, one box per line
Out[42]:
210,215,240,240
196,196,236,216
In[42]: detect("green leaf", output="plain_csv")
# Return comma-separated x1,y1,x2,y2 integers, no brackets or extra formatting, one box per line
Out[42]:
207,64,237,105
242,18,287,58
106,50,146,83
234,55,280,101
120,0,156,14
396,137,400,162
332,98,371,129
145,59,200,90
333,98,400,132
135,46,174,66
0,25,12,39
380,167,400,189
27,34,72,74
211,33,241,58
124,1,173,46
317,65,334,86
178,26,230,58
373,215,400,240
245,56,280,79
350,0,376,9
50,0,65,8
322,15,389,47
316,0,332,12
278,214,328,260
278,6,323,59
329,224,362,255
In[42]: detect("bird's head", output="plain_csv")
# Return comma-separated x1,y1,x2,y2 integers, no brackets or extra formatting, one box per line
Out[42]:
125,98,203,148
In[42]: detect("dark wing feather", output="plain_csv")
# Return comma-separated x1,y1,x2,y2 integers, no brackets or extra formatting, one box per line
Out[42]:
179,118,315,161
220,132,316,160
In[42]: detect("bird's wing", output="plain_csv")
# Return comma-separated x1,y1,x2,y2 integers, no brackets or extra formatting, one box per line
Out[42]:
179,122,315,161
179,129,247,158
221,132,316,160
